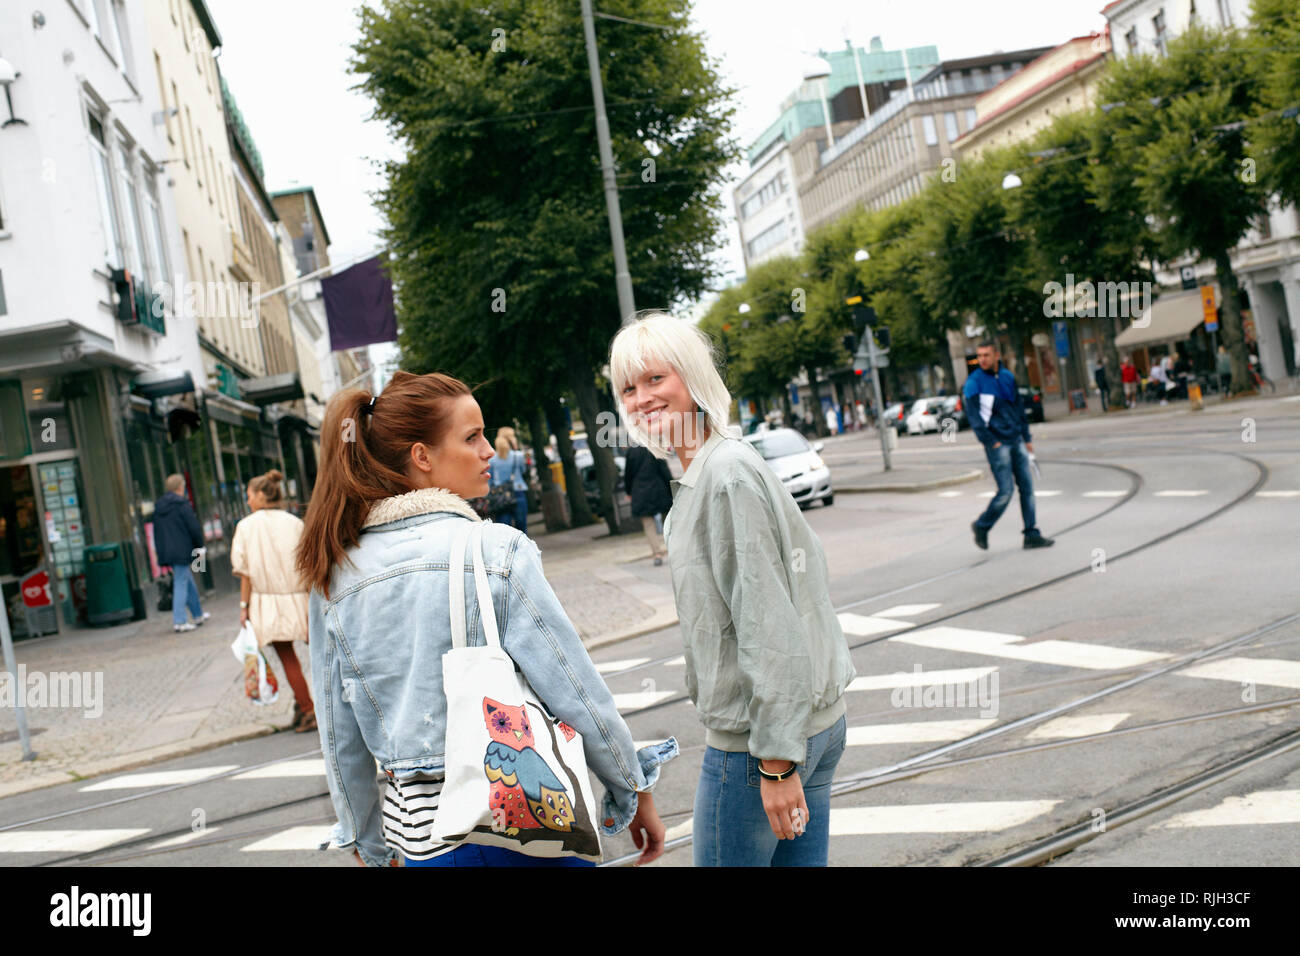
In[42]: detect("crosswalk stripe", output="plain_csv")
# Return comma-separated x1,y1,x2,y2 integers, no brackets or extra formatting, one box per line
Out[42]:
0,829,152,853
239,825,335,852
1025,713,1130,739
846,719,995,745
890,625,1168,670
1177,657,1300,690
978,491,995,498
147,826,223,849
837,612,913,637
937,491,964,498
231,760,325,780
665,656,685,666
828,801,1059,835
79,766,240,791
1151,790,1300,828
1083,490,1127,498
1035,490,1063,497
1154,490,1208,497
663,818,694,842
594,658,650,674
612,690,677,711
848,667,998,692
874,603,941,619
1257,491,1300,498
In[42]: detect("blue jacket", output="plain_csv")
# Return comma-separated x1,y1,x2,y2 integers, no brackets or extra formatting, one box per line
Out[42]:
962,365,1031,448
308,486,676,866
152,492,203,567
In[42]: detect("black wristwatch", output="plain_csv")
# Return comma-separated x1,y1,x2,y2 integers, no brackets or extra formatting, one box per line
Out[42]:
756,759,798,781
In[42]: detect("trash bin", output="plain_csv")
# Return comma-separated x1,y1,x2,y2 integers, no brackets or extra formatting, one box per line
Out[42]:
549,461,565,492
83,543,135,626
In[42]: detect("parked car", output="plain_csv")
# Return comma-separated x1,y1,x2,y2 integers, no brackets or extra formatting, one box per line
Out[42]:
905,397,948,435
743,428,832,509
882,402,908,434
938,394,968,431
1019,386,1046,423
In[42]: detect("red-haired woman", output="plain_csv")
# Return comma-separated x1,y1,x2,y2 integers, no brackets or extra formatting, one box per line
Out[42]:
296,372,674,867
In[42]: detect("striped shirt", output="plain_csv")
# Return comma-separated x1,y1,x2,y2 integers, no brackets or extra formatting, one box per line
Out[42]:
381,771,455,862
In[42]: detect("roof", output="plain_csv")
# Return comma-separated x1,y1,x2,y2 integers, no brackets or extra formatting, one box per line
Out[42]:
188,0,222,50
270,186,333,248
967,38,1109,131
915,46,1056,84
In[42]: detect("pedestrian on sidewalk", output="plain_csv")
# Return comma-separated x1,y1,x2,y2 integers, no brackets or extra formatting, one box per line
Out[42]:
962,341,1054,551
610,313,855,868
153,474,209,633
623,444,671,566
1121,356,1138,408
488,428,529,536
1093,362,1110,412
297,372,673,868
230,469,314,733
1215,345,1231,393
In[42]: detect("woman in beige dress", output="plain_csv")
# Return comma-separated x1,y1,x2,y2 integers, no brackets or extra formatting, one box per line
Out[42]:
230,469,315,732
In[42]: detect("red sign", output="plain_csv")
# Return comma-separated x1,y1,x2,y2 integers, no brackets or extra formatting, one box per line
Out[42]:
21,570,52,608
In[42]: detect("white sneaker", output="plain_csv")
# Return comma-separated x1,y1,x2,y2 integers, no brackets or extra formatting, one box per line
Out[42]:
174,622,197,632
195,612,211,626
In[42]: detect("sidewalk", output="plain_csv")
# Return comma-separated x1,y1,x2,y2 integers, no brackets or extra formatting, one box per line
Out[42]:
0,514,677,798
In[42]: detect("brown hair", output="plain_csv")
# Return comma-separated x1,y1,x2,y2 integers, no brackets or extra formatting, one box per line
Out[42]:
295,371,472,597
249,469,284,505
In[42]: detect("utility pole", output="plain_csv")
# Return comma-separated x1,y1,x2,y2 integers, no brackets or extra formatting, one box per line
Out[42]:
854,330,892,471
580,0,637,327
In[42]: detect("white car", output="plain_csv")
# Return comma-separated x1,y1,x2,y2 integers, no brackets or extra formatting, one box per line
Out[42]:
905,397,948,435
743,428,833,509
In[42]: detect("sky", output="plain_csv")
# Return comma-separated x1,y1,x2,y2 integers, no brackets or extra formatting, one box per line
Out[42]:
207,0,1113,301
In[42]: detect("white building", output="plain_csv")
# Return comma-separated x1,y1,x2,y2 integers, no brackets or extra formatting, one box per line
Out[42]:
0,0,203,633
734,141,805,269
1104,0,1300,382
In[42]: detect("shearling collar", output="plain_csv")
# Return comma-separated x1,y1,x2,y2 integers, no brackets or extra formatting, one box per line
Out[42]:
361,486,480,529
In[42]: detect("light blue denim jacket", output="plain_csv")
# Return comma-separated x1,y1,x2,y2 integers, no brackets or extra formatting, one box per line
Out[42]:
308,486,677,866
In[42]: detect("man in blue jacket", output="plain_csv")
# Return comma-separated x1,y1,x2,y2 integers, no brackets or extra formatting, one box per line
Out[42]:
962,341,1054,550
153,474,210,631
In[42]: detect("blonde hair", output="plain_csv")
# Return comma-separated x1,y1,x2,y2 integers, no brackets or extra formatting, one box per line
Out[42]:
494,434,513,458
608,311,736,460
164,474,185,493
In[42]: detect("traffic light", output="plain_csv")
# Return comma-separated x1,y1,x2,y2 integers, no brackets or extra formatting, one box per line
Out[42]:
875,326,891,349
843,333,857,354
852,305,876,334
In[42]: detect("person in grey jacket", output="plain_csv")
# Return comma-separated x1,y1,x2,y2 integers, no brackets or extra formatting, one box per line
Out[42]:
609,313,856,867
296,371,673,867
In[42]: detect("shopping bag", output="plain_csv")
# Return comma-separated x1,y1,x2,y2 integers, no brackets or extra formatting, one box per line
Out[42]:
431,521,602,861
230,622,279,706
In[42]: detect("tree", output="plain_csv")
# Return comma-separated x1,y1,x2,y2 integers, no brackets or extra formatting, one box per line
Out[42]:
353,0,737,529
1094,23,1270,394
1250,0,1300,208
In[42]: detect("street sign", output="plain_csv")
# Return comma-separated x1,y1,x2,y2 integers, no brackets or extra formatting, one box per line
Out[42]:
844,295,863,306
1052,320,1070,358
1180,265,1198,291
1200,285,1218,331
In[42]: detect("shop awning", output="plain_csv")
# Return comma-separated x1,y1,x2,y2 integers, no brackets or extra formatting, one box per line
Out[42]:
239,371,304,406
1114,290,1212,349
0,320,142,375
132,369,195,398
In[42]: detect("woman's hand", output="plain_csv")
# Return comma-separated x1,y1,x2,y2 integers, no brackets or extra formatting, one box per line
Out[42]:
628,789,666,866
239,608,249,628
759,761,809,840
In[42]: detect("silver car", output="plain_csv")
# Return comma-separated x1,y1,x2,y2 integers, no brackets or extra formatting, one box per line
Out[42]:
743,428,833,509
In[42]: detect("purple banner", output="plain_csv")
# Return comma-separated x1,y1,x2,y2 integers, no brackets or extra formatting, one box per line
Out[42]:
321,256,397,350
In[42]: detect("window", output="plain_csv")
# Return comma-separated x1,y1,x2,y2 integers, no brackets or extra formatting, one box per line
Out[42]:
84,0,104,38
922,115,938,146
87,107,123,268
182,9,191,50
106,1,133,78
1153,9,1168,55
944,112,959,143
1217,0,1233,26
207,147,217,205
739,171,787,219
196,127,205,187
948,71,965,94
1125,27,1138,55
182,106,193,168
170,0,178,24
115,139,150,284
965,108,977,130
168,81,179,144
989,64,1004,86
142,172,170,291
1255,213,1272,240
746,219,789,260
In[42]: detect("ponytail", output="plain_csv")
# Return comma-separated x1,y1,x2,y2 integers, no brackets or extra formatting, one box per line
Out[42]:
296,371,472,597
249,468,285,505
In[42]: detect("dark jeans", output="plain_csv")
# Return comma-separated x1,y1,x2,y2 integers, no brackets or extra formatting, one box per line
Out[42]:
496,491,529,536
974,440,1038,536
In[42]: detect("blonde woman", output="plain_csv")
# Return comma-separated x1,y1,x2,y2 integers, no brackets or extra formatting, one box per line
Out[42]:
230,469,314,732
608,312,856,867
488,428,529,534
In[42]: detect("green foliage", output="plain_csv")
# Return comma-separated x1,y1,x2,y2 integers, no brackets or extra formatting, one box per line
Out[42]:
1249,0,1300,206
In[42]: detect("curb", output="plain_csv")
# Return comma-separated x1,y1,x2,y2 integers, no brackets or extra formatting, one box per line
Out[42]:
837,469,984,494
0,722,284,801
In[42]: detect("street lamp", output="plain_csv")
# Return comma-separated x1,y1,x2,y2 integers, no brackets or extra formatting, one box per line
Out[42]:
803,56,835,149
737,302,751,314
1001,172,1023,190
0,56,26,128
854,248,870,262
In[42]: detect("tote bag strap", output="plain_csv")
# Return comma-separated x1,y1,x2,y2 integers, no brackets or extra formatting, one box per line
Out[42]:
448,520,473,649
469,521,502,648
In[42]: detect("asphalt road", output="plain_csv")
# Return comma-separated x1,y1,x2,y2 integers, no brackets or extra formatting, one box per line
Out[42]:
4,396,1298,867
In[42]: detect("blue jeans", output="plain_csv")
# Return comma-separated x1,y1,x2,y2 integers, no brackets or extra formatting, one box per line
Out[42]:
693,715,847,867
404,844,594,867
974,440,1038,536
513,490,529,537
171,563,203,626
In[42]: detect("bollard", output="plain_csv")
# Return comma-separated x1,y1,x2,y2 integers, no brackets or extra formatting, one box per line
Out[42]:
1188,381,1203,410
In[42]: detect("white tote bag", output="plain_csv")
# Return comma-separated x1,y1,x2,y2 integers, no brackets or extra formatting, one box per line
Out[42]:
430,521,603,861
